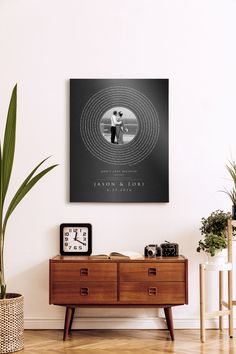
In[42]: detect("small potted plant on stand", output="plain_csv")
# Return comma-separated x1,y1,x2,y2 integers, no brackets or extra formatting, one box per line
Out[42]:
197,210,231,264
0,85,57,353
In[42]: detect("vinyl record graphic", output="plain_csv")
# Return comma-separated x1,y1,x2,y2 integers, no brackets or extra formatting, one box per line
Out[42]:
80,86,160,165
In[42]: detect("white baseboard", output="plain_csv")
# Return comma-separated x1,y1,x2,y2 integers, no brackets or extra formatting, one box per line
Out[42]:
24,317,236,330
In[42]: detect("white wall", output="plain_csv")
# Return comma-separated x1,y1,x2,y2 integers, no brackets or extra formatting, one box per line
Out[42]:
0,0,236,329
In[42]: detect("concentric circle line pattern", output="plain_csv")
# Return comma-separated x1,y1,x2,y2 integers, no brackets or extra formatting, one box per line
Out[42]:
80,86,160,166
81,87,159,161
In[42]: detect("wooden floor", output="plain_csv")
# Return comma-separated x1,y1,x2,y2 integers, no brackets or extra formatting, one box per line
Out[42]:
21,329,236,354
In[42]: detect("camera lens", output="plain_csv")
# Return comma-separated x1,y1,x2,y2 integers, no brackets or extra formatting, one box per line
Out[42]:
148,249,154,256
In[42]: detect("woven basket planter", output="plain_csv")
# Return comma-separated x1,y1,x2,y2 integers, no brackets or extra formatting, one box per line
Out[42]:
0,294,24,353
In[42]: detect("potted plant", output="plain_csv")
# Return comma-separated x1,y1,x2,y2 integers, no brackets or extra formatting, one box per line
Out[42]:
196,210,231,263
0,85,57,353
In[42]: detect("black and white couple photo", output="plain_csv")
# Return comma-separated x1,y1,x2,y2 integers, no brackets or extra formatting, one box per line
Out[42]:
100,107,139,145
110,110,128,144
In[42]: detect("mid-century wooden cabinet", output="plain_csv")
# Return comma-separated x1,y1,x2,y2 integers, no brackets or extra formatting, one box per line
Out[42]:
49,256,188,340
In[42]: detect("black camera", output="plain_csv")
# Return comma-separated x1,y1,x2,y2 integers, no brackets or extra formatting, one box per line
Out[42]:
160,241,179,257
144,244,161,258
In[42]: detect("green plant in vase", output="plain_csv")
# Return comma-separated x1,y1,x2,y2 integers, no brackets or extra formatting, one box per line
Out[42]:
0,85,57,299
196,210,231,257
197,232,227,257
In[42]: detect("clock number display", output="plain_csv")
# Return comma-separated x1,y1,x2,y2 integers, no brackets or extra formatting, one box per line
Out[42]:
60,223,92,255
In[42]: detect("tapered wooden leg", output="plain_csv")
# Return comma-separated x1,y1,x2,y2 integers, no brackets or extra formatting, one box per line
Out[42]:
228,269,233,338
227,218,233,338
219,271,223,330
63,306,73,341
200,264,205,343
164,307,174,341
69,307,76,333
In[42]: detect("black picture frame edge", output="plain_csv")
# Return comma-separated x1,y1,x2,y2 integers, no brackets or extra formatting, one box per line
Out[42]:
70,79,169,202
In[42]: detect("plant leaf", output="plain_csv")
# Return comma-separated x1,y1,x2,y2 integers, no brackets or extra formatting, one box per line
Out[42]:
4,156,51,214
3,163,58,233
226,160,236,185
2,85,17,204
220,187,236,205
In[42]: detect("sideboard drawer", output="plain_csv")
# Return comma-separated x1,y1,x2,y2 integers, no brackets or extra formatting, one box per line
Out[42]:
119,263,185,282
51,281,117,304
119,282,186,304
51,262,117,281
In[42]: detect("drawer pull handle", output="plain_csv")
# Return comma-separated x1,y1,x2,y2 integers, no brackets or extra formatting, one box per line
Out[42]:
80,287,89,296
148,268,157,276
80,268,89,276
148,287,157,296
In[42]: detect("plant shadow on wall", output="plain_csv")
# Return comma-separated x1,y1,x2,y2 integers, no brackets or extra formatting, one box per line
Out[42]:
0,85,57,354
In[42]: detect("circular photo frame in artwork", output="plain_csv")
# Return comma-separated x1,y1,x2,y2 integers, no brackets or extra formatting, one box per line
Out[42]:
80,86,160,165
100,107,139,145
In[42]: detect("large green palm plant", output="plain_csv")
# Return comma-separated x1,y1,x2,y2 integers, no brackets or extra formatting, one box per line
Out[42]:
0,85,57,299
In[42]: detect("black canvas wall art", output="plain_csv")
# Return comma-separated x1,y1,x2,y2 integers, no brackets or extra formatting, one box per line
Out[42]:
70,79,169,202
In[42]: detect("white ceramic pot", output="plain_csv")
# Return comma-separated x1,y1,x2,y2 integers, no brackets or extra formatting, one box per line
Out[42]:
207,249,227,265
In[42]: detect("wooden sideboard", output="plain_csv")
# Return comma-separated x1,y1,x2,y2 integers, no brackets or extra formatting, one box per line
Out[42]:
49,256,188,340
